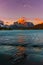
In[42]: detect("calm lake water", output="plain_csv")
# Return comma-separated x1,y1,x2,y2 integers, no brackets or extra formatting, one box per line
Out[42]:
0,30,43,65
0,30,43,45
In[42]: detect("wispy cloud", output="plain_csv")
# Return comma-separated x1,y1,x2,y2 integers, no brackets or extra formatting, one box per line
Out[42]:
23,4,32,8
16,0,32,8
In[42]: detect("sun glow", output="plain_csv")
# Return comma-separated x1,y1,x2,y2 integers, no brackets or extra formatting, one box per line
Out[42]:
34,18,43,25
0,17,43,25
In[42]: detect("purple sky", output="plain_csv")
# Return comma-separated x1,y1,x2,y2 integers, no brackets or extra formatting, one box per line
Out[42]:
0,0,43,25
0,0,43,24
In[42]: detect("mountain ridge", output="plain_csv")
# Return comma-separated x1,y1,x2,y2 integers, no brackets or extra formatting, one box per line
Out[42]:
0,20,43,29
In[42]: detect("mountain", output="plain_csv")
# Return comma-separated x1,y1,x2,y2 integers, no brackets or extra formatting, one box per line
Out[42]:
33,23,43,29
9,17,34,29
0,20,10,30
0,19,34,30
1,17,43,30
14,22,34,27
0,20,5,29
9,21,34,29
26,22,34,27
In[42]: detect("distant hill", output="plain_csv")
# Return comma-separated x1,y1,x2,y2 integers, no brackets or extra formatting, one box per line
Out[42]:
33,23,43,29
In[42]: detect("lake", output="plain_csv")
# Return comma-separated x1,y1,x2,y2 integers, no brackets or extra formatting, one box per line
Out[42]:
0,30,43,65
0,30,43,45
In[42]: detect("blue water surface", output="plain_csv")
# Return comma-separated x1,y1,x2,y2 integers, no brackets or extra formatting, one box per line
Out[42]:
0,30,43,65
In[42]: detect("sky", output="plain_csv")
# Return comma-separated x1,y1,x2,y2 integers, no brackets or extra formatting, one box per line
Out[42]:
0,0,43,25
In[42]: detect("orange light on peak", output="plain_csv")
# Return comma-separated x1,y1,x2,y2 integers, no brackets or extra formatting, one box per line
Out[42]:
34,18,43,25
18,17,26,24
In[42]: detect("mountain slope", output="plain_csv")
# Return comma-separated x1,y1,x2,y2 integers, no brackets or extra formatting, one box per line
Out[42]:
33,23,43,29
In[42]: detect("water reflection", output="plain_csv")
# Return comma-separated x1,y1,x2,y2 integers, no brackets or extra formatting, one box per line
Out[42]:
33,48,42,52
0,30,43,45
0,30,43,65
15,46,26,57
18,36,25,43
17,46,25,52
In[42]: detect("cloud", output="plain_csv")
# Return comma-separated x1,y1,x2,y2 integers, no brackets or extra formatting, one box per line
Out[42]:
23,4,32,8
16,0,32,8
